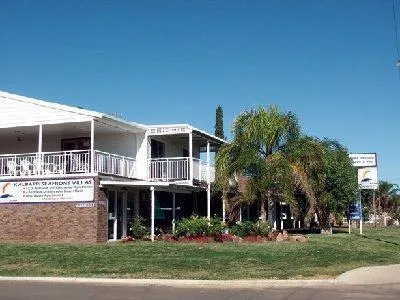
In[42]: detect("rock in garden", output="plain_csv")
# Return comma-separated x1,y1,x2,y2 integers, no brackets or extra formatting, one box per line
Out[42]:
232,235,243,243
276,233,284,242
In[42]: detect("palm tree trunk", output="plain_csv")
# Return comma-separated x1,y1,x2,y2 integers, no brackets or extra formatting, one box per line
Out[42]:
260,198,267,222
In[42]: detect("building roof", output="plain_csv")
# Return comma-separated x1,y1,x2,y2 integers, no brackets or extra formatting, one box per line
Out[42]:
0,90,224,142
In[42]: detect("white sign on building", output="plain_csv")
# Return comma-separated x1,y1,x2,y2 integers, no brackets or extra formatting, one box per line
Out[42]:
0,179,94,204
349,153,377,167
358,167,378,190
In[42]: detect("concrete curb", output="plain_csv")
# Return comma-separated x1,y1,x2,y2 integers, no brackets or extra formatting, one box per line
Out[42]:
0,276,335,288
1,264,399,288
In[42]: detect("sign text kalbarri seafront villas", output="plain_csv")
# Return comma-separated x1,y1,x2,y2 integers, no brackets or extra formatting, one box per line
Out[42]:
0,179,94,203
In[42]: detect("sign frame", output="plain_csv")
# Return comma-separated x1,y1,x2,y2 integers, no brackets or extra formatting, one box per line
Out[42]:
0,178,94,204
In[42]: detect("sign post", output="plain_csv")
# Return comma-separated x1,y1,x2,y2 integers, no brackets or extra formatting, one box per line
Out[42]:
349,153,378,235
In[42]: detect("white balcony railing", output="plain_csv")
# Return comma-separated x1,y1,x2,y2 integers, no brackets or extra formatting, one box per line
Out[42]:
94,150,136,178
148,157,215,183
0,150,136,178
148,157,189,181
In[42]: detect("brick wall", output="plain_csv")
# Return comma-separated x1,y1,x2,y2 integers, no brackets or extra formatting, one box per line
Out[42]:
0,176,108,243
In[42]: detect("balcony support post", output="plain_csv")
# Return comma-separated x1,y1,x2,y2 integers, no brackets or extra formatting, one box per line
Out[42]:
150,186,155,242
90,119,95,173
189,131,193,182
38,124,43,153
38,124,43,174
206,141,211,220
207,184,211,220
172,192,176,233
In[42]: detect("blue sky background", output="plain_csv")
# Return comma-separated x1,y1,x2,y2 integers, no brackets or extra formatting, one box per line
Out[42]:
0,0,399,185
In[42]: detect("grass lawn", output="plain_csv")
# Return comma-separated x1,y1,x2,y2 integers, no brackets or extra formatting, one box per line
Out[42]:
0,227,399,280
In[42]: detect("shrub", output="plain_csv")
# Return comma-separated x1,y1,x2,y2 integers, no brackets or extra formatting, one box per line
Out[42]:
129,217,148,239
230,220,272,237
174,216,210,237
230,221,254,237
252,220,272,236
209,217,226,236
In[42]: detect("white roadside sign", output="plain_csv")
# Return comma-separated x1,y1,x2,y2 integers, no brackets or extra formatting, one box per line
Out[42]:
349,153,377,167
358,167,378,190
0,178,94,203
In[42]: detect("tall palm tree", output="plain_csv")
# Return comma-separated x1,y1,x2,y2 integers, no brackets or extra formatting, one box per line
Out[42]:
215,106,300,222
377,181,400,214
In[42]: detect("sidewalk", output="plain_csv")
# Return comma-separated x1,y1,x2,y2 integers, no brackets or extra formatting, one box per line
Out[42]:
335,264,400,285
0,265,399,288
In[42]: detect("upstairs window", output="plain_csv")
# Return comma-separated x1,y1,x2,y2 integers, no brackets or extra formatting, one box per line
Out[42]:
151,139,165,158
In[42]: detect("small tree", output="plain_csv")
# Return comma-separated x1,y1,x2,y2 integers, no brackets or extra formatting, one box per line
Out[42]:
215,105,225,140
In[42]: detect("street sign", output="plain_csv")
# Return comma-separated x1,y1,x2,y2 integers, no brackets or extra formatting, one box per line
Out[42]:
349,201,362,220
349,153,377,167
358,167,378,190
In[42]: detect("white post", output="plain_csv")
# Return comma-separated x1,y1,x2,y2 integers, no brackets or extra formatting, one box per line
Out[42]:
38,124,43,174
113,191,117,241
90,119,95,173
206,141,210,184
298,220,301,228
239,205,242,223
207,184,211,220
150,186,155,242
348,217,351,234
189,131,193,183
122,192,127,238
38,124,43,153
172,192,176,232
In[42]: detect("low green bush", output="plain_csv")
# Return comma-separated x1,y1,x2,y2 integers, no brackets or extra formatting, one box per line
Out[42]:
252,220,272,236
230,220,272,237
209,217,226,235
129,217,148,239
174,216,226,237
230,221,254,237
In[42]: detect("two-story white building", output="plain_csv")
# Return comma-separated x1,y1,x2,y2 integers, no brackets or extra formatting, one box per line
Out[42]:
0,91,225,243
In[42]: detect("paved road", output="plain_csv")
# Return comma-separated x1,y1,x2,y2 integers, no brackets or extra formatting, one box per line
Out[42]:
0,282,399,300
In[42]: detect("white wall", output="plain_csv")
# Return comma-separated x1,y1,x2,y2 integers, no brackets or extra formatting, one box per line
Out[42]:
0,134,38,154
94,133,137,158
135,132,147,180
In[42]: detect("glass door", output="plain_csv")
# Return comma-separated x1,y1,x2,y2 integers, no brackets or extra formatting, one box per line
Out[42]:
107,190,117,240
107,190,128,240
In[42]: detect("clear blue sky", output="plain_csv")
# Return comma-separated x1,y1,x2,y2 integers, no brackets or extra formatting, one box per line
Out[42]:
0,0,399,185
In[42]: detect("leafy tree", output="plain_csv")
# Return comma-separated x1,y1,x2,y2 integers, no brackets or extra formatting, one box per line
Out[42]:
314,140,357,229
215,105,225,140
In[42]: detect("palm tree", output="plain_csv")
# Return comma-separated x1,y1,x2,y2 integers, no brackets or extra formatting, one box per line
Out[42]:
284,136,325,226
377,181,400,214
215,106,300,222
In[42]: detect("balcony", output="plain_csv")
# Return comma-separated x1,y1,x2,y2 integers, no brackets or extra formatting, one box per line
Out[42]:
0,151,214,184
0,150,136,179
148,157,215,183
